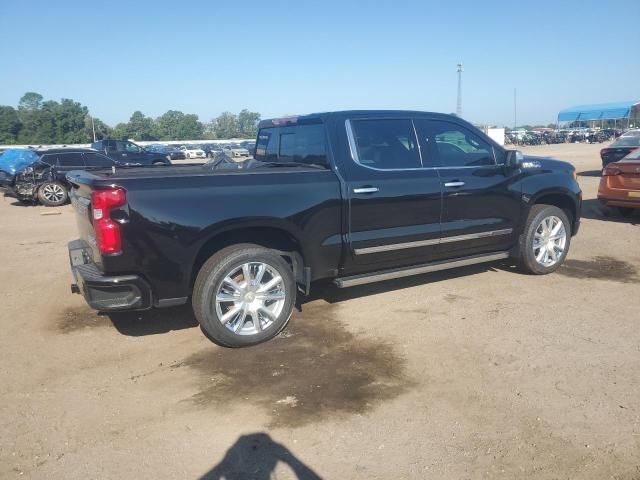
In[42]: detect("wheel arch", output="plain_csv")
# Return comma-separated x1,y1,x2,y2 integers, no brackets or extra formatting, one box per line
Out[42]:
189,222,308,293
527,188,579,234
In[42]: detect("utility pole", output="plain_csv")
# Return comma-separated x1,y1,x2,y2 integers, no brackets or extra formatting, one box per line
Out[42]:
456,63,463,117
91,116,96,142
513,88,517,130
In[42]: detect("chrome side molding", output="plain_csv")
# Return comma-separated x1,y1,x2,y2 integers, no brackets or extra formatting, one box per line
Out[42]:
354,228,512,255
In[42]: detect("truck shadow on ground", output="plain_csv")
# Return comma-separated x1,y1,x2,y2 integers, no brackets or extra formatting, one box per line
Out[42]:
580,198,639,225
101,263,502,336
199,433,321,480
577,169,601,177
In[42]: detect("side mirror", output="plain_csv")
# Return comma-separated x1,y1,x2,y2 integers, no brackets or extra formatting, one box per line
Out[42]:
505,150,524,168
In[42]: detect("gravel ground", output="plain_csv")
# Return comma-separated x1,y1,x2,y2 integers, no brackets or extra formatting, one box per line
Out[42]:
0,143,639,479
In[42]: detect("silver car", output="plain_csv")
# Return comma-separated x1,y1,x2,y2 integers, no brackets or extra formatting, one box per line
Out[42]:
222,144,250,157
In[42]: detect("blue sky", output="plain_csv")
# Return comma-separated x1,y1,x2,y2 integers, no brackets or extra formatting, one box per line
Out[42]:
1,0,638,127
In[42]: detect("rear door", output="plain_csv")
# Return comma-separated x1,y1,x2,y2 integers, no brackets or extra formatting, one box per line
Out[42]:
342,117,442,271
54,153,86,180
415,119,520,258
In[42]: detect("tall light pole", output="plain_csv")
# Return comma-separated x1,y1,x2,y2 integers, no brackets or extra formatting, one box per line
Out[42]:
513,88,517,130
456,63,463,117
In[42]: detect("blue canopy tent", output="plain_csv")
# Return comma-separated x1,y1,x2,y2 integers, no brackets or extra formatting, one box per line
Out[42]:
558,101,639,127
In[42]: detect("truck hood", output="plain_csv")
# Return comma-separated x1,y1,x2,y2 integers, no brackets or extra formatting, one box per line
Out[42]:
522,155,575,174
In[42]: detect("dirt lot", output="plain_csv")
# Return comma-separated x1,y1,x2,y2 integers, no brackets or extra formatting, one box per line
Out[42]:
1,143,639,479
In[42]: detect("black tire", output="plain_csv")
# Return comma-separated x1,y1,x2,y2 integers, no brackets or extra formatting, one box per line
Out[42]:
518,204,572,275
617,207,635,217
37,181,68,206
192,244,296,347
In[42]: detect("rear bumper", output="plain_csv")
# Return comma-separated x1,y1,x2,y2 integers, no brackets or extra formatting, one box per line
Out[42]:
68,239,152,311
598,196,640,208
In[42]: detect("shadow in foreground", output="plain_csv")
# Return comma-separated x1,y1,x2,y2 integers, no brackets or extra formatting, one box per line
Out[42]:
200,433,322,480
106,304,198,336
577,169,601,178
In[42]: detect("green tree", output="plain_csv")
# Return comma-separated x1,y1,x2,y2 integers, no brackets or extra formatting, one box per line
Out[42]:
56,98,89,143
237,109,260,138
175,113,203,140
213,112,239,139
155,110,184,140
17,92,44,143
111,123,129,139
126,111,157,140
18,92,43,111
0,106,21,144
84,116,112,142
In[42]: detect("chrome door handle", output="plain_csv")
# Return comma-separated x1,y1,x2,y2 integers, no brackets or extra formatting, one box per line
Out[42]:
353,187,379,194
444,181,465,188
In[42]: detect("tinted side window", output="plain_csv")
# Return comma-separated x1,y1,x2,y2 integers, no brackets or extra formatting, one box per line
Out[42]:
83,153,113,167
423,121,495,167
125,142,141,153
56,153,85,167
254,128,278,162
278,124,327,165
351,119,421,169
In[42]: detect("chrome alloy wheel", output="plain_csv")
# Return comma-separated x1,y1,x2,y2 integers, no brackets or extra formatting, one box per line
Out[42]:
42,184,65,203
214,262,286,335
532,215,567,267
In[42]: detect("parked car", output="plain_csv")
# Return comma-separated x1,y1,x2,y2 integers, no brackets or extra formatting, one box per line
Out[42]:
621,129,640,138
180,144,206,159
222,143,250,157
0,148,118,206
240,141,256,156
600,136,640,167
145,143,186,160
91,139,172,165
598,148,640,216
66,110,581,347
201,144,223,158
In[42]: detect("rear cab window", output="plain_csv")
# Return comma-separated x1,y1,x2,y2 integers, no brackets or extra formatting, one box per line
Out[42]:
254,121,328,167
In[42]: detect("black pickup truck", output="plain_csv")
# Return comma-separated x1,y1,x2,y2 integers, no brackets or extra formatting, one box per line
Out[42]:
66,111,581,347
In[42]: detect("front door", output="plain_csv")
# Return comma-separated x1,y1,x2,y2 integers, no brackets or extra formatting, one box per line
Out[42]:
343,117,442,273
415,119,521,258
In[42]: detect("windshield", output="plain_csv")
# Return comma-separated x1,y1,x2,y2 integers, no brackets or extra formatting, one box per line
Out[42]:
613,137,640,147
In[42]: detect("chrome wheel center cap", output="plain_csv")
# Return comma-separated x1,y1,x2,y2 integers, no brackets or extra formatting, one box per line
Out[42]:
244,292,256,302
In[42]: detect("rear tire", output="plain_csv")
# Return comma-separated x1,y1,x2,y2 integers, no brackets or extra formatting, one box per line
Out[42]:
617,207,635,217
192,244,296,347
37,181,68,206
518,204,571,275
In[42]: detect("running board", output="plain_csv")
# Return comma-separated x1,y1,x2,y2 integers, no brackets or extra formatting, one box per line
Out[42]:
334,251,510,288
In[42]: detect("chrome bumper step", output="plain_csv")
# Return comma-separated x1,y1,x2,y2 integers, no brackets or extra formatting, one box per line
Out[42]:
334,251,510,288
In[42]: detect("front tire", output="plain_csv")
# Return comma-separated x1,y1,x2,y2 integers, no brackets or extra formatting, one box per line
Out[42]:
192,244,296,347
518,204,571,275
37,181,68,206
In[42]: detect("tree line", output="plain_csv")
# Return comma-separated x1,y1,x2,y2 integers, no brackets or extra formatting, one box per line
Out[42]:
0,92,261,145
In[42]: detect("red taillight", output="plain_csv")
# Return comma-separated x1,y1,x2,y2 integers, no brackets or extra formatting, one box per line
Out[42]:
602,165,622,176
91,188,126,254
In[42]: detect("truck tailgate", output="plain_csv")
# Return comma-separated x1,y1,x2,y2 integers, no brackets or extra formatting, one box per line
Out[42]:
66,172,103,266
